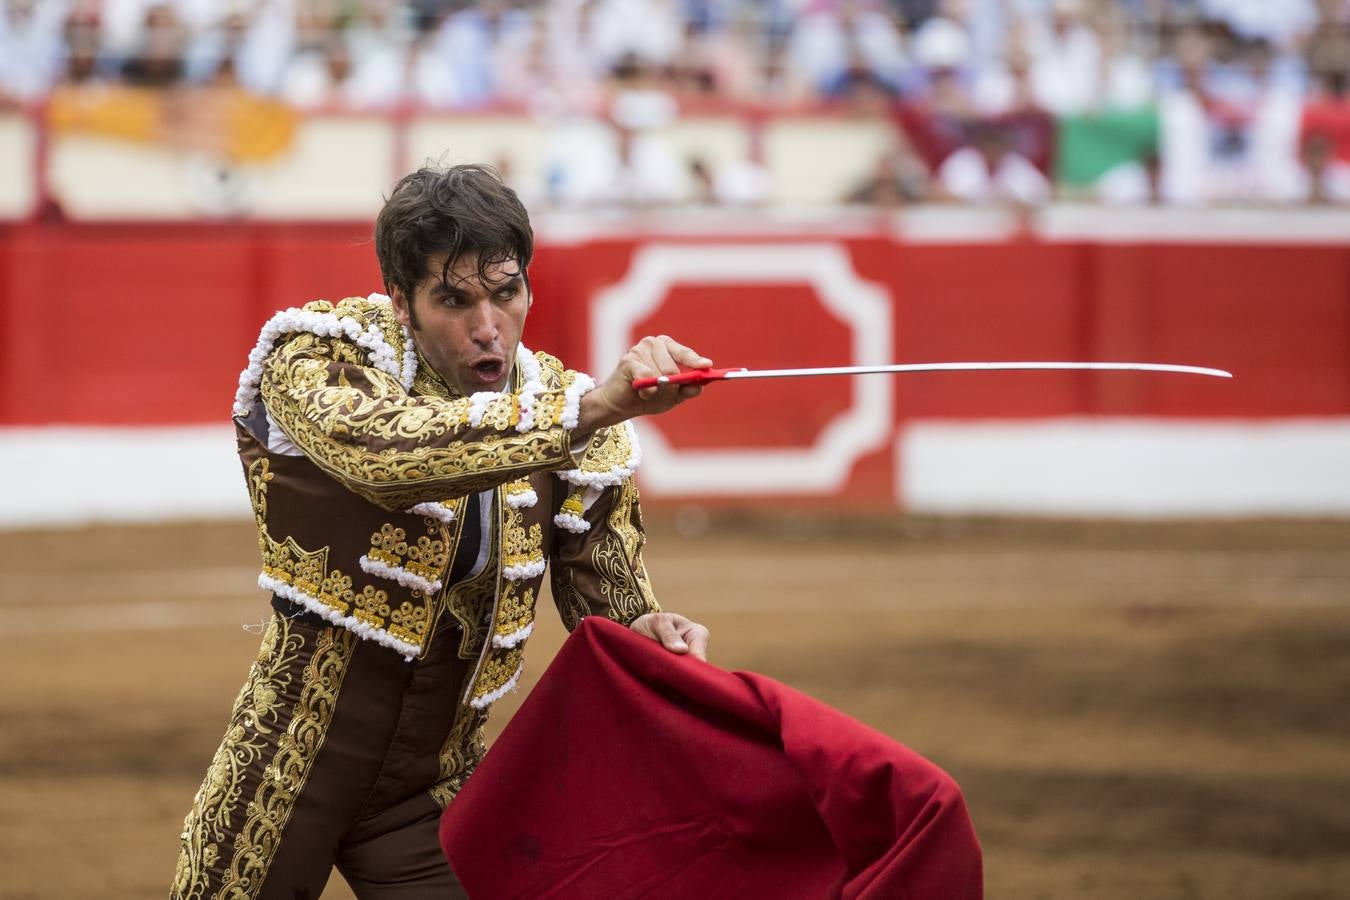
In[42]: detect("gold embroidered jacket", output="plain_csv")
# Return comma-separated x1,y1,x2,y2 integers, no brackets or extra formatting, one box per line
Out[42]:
232,295,659,796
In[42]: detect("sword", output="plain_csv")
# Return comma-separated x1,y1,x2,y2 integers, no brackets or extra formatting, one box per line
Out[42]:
632,361,1233,390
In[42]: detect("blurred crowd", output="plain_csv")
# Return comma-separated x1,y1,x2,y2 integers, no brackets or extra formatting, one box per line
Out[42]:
3,0,1350,206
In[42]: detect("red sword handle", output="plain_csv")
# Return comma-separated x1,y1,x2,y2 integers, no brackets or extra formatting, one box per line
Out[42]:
631,367,741,390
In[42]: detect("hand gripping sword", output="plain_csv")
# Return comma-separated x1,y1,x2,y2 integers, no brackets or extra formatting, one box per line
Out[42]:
632,361,1232,391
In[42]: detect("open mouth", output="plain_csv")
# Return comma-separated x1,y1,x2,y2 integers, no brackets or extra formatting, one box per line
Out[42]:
470,359,506,386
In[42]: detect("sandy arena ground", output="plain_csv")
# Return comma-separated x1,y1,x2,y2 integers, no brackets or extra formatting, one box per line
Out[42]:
2,514,1348,899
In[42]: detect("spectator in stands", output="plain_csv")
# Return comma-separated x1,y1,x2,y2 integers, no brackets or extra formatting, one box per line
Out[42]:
1159,25,1307,203
1300,65,1350,202
588,0,686,73
59,10,105,88
541,0,610,109
424,0,534,108
278,4,407,111
844,139,932,205
121,3,188,87
1244,38,1307,202
185,4,296,95
341,0,415,106
0,0,69,105
1200,0,1319,47
906,2,974,97
1095,5,1155,110
1158,25,1220,203
542,52,691,207
494,9,558,108
998,48,1056,174
1023,0,1103,116
408,7,462,108
784,0,908,100
278,29,354,108
896,10,975,173
14,0,1350,208
681,6,765,102
936,117,1051,204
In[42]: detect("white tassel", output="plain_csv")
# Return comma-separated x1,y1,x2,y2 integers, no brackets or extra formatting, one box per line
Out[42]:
505,488,538,509
553,512,591,533
358,555,443,595
407,501,456,524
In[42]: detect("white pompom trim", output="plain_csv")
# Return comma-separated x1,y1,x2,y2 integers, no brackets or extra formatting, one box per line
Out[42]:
358,555,443,595
491,621,534,649
514,348,545,433
505,488,538,509
557,420,643,488
233,303,412,417
261,572,420,662
469,663,524,709
407,501,457,524
553,512,591,533
466,391,496,427
561,372,595,430
365,293,418,390
502,558,546,582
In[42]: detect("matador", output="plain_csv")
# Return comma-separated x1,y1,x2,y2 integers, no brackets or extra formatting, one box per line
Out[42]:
172,163,712,898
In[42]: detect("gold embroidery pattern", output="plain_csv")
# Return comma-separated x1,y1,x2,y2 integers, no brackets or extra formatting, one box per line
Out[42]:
529,391,568,430
577,424,636,478
494,585,536,643
262,536,339,607
467,495,544,708
248,459,441,650
445,563,499,661
172,617,303,900
410,339,455,399
218,625,356,897
534,350,566,384
429,707,488,809
594,479,659,623
554,579,590,632
366,523,448,584
246,458,272,531
501,501,544,576
350,584,394,627
478,394,521,430
559,489,587,520
472,644,526,702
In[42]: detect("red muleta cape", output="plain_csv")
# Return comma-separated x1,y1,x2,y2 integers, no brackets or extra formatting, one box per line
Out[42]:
440,617,983,899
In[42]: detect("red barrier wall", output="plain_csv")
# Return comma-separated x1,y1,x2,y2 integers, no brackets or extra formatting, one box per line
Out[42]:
1,223,1346,430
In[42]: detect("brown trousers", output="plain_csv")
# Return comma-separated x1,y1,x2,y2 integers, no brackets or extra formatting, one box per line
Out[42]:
173,610,472,899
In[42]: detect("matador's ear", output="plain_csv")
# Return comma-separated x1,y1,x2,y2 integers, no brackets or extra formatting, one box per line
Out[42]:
390,286,412,327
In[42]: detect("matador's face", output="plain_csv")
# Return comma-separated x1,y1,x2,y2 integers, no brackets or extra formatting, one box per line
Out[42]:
391,252,530,397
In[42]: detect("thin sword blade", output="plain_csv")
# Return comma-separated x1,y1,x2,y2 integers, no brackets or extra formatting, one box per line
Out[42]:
723,362,1233,380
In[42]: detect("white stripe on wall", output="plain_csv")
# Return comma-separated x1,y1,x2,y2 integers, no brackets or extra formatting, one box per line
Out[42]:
0,426,249,528
5,419,1349,527
899,418,1350,517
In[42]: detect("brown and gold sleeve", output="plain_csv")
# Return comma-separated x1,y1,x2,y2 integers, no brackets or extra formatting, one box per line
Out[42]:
258,332,584,509
548,434,660,631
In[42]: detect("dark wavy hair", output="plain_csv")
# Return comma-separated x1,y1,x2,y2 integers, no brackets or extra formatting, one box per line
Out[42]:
374,163,534,307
